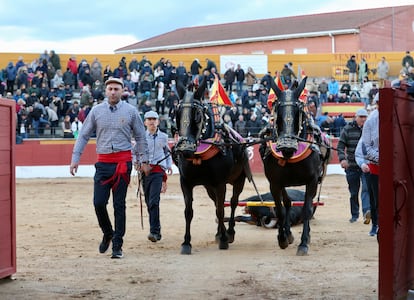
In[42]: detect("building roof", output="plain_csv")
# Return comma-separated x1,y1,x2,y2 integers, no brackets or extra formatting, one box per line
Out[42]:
115,5,410,53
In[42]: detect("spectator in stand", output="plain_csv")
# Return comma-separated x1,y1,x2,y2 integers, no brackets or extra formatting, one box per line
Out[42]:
234,64,245,96
139,55,152,71
176,61,187,86
227,105,240,125
62,114,73,138
261,71,274,91
66,55,78,89
358,58,369,83
234,114,247,137
224,66,236,93
190,58,202,82
45,106,59,136
337,93,349,103
71,116,83,139
246,113,262,137
401,50,414,68
80,68,94,89
52,69,64,88
49,50,61,72
340,82,351,97
118,57,128,78
280,64,296,88
5,62,17,94
128,57,140,73
103,65,113,83
318,78,329,104
376,57,389,88
63,68,76,88
123,74,134,92
245,67,256,90
207,67,220,88
328,77,339,99
153,58,165,72
346,55,358,86
204,58,217,72
113,63,126,80
162,60,174,87
90,58,103,83
39,50,49,63
15,56,25,72
368,83,379,106
130,68,140,96
360,76,373,108
332,113,347,137
349,91,361,103
337,108,370,224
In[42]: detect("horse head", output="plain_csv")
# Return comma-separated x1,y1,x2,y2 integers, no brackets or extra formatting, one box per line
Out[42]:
174,73,213,159
270,77,307,159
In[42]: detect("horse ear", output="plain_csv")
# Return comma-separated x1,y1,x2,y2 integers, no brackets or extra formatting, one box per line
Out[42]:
295,76,307,98
176,81,186,100
269,77,282,100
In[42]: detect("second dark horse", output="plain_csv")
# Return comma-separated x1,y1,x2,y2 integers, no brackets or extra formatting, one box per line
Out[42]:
260,77,331,256
172,73,251,255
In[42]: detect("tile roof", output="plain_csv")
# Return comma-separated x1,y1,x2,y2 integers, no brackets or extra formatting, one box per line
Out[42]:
115,5,410,53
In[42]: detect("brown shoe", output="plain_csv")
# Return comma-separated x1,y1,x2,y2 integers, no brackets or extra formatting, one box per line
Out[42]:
363,210,371,225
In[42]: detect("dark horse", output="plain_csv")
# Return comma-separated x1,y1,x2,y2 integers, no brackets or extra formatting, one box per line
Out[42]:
259,77,331,256
172,74,251,255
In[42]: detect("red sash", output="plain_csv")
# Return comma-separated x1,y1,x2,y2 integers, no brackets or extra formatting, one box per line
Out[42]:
150,164,167,182
368,163,379,175
98,151,132,190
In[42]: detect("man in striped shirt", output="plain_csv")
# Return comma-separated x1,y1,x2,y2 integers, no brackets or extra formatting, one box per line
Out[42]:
70,77,151,259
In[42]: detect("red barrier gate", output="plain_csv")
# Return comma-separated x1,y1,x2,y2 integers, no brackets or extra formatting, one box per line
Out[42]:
379,86,414,299
0,98,16,279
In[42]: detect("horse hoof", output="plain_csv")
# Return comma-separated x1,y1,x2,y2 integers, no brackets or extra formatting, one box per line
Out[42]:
278,236,289,249
181,245,192,255
219,241,229,250
296,245,308,256
227,233,235,244
288,233,294,244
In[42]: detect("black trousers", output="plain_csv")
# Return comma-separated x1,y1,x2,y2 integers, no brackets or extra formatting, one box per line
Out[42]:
93,161,132,250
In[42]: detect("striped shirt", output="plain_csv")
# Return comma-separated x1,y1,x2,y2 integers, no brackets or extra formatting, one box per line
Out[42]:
146,129,172,171
71,100,149,164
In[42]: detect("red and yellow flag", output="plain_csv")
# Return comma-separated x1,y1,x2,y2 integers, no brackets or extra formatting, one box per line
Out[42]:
209,75,233,106
298,69,308,103
267,75,285,110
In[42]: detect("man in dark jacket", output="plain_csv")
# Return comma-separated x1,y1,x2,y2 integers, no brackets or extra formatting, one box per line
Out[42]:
190,58,202,81
235,64,245,96
337,108,370,224
346,55,358,86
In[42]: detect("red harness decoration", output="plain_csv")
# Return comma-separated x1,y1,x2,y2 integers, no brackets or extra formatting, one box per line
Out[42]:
187,133,221,164
268,134,313,166
98,150,132,191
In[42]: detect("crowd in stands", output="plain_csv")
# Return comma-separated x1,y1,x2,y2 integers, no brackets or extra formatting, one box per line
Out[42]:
2,50,413,140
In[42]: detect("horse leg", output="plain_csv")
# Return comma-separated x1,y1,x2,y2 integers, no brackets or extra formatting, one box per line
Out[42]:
209,185,229,250
297,181,317,256
270,186,289,249
281,188,294,244
226,176,245,243
181,182,194,255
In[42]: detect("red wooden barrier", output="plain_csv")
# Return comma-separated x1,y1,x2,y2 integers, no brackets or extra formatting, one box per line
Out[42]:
379,86,414,299
0,98,16,279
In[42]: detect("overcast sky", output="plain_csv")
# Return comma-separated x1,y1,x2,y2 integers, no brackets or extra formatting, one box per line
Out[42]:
0,0,413,54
